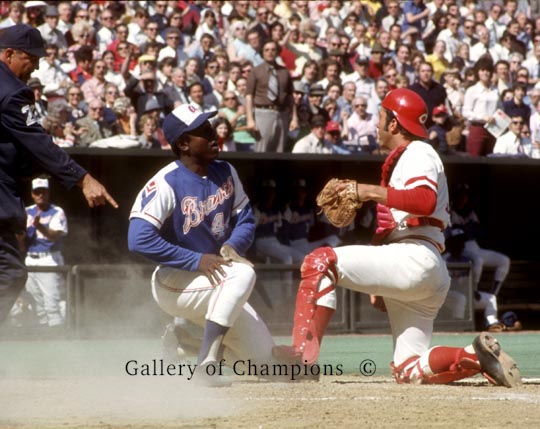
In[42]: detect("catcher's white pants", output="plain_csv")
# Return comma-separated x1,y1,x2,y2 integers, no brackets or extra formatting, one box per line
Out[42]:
152,263,276,365
25,252,66,326
316,241,450,367
463,240,510,290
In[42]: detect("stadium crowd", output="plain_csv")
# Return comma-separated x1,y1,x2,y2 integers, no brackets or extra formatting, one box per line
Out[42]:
2,0,540,156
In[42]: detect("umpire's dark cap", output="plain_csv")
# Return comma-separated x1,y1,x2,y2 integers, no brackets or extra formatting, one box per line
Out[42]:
0,24,46,57
163,104,217,145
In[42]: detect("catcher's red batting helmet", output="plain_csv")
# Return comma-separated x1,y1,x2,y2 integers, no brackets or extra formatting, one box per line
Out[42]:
381,88,428,138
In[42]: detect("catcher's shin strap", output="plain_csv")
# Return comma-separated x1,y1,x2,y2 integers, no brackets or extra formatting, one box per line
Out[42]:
292,247,338,364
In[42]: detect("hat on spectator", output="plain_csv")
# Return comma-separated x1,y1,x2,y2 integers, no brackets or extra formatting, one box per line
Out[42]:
144,98,161,113
371,42,386,54
310,115,327,128
24,1,47,9
0,24,46,57
326,121,340,132
162,104,217,145
309,84,325,96
292,80,306,94
355,55,369,65
432,105,448,116
32,177,49,190
45,5,59,17
27,77,43,89
138,54,157,64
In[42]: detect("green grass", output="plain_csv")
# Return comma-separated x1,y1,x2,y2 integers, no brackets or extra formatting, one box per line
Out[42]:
1,332,538,379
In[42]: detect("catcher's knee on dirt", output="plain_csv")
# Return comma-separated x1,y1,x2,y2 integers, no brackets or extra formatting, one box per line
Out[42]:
292,247,338,365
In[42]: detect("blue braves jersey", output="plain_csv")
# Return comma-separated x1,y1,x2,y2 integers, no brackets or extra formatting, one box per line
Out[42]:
0,61,86,232
284,203,314,241
128,160,255,271
26,204,68,253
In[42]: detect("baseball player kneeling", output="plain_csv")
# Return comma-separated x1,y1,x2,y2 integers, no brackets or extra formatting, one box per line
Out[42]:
128,104,277,384
274,89,521,388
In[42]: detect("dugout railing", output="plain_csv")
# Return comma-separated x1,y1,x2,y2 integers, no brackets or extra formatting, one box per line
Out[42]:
0,262,474,339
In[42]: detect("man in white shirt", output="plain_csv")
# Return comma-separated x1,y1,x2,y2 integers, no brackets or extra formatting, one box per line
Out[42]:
96,8,116,53
342,56,374,99
493,116,528,156
31,44,70,99
0,1,24,29
292,116,334,154
436,16,460,62
522,44,540,87
484,3,505,45
346,96,377,152
37,5,68,57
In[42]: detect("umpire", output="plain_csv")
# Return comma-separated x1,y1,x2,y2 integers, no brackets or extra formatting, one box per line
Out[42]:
0,25,118,324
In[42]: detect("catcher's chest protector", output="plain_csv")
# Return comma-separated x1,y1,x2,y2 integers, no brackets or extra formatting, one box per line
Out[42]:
292,247,338,364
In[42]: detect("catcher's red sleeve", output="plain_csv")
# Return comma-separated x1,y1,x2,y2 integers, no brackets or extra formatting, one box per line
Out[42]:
386,185,436,215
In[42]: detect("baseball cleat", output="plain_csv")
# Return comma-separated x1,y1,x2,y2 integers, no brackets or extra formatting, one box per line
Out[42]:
161,323,200,362
473,332,522,388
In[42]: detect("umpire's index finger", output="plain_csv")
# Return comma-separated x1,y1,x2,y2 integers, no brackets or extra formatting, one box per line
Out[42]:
105,191,119,209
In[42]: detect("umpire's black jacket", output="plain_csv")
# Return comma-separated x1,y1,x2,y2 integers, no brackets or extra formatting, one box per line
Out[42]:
0,60,86,233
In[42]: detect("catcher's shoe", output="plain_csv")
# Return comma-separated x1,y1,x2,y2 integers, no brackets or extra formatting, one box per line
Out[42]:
487,322,506,333
473,332,522,388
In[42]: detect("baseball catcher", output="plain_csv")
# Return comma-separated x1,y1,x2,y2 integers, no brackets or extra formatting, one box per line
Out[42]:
274,88,521,388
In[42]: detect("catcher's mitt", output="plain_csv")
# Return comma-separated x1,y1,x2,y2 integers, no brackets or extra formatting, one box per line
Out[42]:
316,178,363,228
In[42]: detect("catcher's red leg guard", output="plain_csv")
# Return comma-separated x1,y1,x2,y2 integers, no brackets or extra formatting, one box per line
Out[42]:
391,346,481,385
291,247,338,364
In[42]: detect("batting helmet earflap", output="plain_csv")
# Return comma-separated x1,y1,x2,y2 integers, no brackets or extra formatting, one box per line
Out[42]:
381,88,428,138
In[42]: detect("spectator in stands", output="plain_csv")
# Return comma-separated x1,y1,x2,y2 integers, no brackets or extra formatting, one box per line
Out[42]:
102,83,120,124
149,1,168,34
292,115,334,154
493,115,532,157
213,116,236,152
461,18,478,48
0,1,24,29
37,5,67,58
24,1,46,28
81,59,107,105
422,10,447,54
65,85,86,123
218,90,255,152
66,21,97,67
127,6,149,47
462,57,500,156
156,57,176,88
346,96,378,153
75,99,118,147
187,33,216,65
27,78,47,126
227,20,250,63
366,77,390,120
42,100,76,148
31,43,69,100
367,42,385,79
158,27,188,67
200,58,221,94
68,45,93,86
436,15,460,62
427,104,452,155
426,40,449,82
112,96,137,137
306,84,329,121
137,114,161,149
187,82,217,114
95,7,116,53
381,0,404,33
184,57,202,87
316,59,342,90
101,49,125,91
409,62,447,128
140,21,165,55
204,71,228,109
246,40,292,152
503,82,531,124
163,67,189,108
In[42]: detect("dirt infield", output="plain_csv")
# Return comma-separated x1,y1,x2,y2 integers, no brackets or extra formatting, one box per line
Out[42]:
1,374,540,428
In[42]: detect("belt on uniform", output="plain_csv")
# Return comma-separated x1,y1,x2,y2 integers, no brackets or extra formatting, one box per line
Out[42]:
470,120,486,126
28,252,55,258
255,105,278,110
394,235,444,254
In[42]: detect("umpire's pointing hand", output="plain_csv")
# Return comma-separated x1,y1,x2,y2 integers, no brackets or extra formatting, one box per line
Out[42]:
78,173,119,209
199,254,232,286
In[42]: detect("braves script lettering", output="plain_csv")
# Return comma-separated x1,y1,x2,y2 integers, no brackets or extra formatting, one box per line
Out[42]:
182,177,234,233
